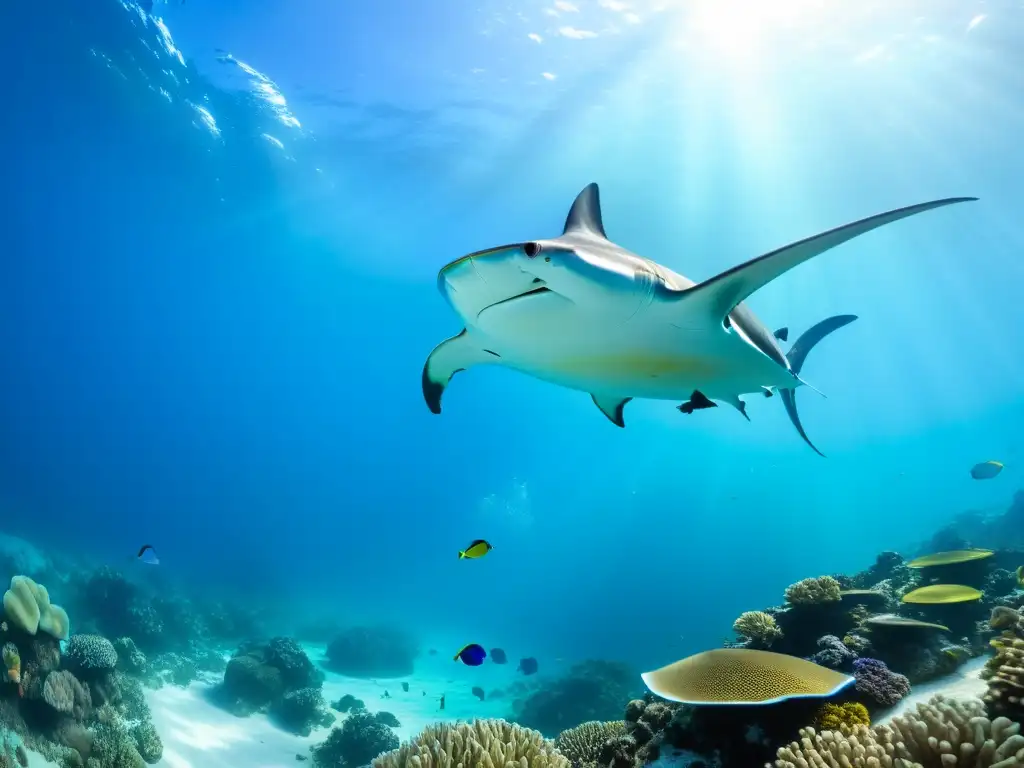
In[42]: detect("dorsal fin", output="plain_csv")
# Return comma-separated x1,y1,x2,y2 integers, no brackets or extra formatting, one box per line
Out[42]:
563,183,607,238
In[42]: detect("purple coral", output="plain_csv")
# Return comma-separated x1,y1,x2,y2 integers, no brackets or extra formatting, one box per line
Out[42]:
809,635,856,669
852,658,910,706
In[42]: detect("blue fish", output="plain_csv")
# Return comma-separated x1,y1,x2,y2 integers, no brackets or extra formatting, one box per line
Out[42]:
490,647,508,664
454,643,487,666
517,657,538,675
137,544,159,565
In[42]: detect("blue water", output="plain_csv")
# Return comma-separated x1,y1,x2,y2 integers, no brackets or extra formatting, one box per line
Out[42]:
1,0,1023,676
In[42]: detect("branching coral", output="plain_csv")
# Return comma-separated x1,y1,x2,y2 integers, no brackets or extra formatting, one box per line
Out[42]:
784,577,842,606
732,612,783,647
556,721,626,766
64,634,118,673
809,635,856,669
774,695,1024,767
982,632,1024,722
812,702,870,731
852,658,910,707
371,719,568,768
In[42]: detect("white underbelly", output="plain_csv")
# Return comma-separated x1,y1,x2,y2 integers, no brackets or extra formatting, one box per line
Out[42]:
466,292,793,400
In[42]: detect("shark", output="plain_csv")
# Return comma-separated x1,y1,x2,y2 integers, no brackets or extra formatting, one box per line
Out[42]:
421,184,976,454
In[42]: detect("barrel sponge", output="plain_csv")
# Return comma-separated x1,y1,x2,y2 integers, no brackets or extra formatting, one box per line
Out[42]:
2,575,70,640
372,719,568,768
640,649,853,705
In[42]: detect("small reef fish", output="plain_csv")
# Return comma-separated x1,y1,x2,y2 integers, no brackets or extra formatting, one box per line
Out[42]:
401,682,409,692
459,540,493,559
428,649,438,655
971,460,1004,480
439,694,446,710
517,657,538,676
454,643,487,666
137,544,159,565
490,647,507,664
472,686,485,701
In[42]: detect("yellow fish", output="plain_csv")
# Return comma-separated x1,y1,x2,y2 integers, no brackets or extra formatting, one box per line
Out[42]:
458,539,492,559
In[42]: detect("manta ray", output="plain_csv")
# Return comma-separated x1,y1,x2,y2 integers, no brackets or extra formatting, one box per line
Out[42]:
421,184,975,454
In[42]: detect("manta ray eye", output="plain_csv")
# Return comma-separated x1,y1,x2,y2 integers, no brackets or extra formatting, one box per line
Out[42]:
523,242,541,259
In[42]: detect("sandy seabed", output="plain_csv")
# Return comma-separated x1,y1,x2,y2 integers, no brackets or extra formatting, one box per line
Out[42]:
20,655,991,768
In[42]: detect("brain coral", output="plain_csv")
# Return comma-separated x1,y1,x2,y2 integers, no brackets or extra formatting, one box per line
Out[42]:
773,695,1024,768
641,649,852,705
784,576,842,605
372,719,568,768
555,721,626,766
65,634,118,671
732,611,783,646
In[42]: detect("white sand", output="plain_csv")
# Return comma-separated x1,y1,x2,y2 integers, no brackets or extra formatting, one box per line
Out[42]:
147,647,521,768
878,657,988,724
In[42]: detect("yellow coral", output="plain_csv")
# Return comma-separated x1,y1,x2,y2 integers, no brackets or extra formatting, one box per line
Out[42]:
901,584,982,604
784,576,841,605
813,702,870,731
2,642,19,685
2,575,70,640
373,719,568,768
906,549,993,568
732,611,783,646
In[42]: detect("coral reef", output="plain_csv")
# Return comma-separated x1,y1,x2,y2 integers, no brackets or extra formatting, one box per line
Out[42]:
514,660,641,736
555,720,627,767
3,576,70,640
812,702,870,730
733,612,783,648
851,658,910,707
370,719,568,768
214,636,329,735
784,577,842,606
773,694,1024,767
982,631,1024,722
313,709,400,768
808,636,856,670
323,626,419,678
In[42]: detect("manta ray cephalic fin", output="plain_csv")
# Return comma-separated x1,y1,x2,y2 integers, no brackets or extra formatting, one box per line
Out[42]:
591,393,632,427
667,196,977,323
422,330,499,414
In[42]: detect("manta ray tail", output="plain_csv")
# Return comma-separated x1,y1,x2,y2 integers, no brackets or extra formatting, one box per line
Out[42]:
422,330,499,414
780,314,858,457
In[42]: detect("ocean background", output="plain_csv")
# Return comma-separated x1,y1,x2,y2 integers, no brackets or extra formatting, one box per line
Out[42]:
1,0,1023,685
